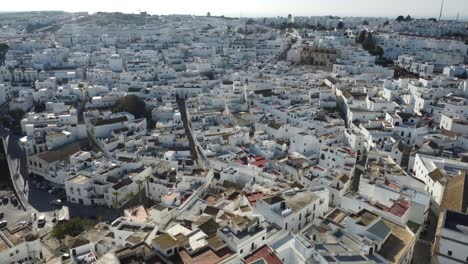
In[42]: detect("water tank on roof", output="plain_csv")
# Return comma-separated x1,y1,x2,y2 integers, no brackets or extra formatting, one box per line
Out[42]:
281,208,292,217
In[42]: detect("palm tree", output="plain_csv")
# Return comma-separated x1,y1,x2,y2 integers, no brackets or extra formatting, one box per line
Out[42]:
136,179,144,205
126,191,135,203
112,191,121,212
144,175,151,201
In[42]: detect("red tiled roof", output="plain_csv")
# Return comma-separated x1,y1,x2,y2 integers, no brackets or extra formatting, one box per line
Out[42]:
234,159,246,165
244,245,282,264
179,247,233,264
205,195,217,205
251,159,268,167
246,192,265,207
388,201,410,217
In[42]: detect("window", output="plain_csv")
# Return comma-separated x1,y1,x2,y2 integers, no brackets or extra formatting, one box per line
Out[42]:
448,251,452,256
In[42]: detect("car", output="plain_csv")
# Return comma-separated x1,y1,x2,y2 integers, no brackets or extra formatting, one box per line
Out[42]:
47,188,55,194
16,221,27,227
0,221,7,229
51,199,62,206
37,215,46,227
0,212,3,219
61,253,70,260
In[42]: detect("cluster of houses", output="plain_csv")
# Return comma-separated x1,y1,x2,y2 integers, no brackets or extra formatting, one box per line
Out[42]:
0,11,467,264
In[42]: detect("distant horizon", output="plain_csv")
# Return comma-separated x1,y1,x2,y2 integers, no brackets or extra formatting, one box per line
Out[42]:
1,0,467,21
1,10,467,22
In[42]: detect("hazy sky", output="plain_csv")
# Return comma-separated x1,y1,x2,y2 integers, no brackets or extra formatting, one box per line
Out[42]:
3,0,468,19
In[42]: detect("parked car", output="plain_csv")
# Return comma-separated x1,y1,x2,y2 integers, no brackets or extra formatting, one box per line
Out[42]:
16,221,28,227
0,221,7,229
0,212,3,219
51,199,62,206
37,215,46,227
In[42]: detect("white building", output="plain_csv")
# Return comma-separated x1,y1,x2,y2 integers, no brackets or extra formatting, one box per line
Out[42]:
254,188,329,233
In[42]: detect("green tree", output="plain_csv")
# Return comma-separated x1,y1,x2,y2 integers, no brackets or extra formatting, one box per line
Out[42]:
371,45,384,57
51,218,94,244
126,191,135,203
337,21,344,30
112,190,122,213
144,175,151,197
34,103,46,113
456,71,468,79
112,95,146,118
396,15,405,22
0,43,8,52
246,19,255,25
0,43,9,64
362,20,369,25
362,32,375,50
383,20,390,26
9,108,25,123
201,71,215,80
357,30,367,43
136,179,144,205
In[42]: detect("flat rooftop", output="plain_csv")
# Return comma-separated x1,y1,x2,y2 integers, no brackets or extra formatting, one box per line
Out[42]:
178,247,233,264
66,174,91,184
350,209,379,227
378,219,415,263
443,210,468,233
284,191,320,212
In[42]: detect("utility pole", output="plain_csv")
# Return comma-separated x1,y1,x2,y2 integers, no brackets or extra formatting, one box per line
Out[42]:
438,0,445,22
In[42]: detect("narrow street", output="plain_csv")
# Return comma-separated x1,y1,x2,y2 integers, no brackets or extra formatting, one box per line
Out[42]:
176,97,206,169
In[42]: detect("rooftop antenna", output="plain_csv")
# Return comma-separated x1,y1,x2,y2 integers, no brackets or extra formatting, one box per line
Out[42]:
456,13,460,21
438,0,444,22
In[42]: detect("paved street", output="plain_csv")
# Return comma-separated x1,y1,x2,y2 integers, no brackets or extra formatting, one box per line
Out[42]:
0,190,30,231
1,124,118,232
413,210,438,263
29,179,117,221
